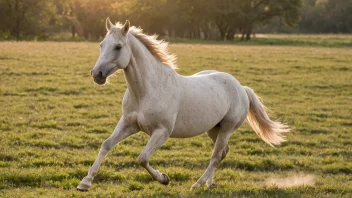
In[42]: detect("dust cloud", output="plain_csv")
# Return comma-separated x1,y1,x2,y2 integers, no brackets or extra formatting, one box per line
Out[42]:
265,174,316,188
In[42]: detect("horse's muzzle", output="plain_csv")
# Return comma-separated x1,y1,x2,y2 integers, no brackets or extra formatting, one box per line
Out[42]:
91,70,106,85
93,77,106,85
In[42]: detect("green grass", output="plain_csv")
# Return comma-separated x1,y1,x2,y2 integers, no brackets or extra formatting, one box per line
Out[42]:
0,39,351,197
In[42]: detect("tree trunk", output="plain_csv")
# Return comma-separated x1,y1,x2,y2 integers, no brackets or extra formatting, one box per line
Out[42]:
71,25,76,38
16,21,20,41
198,27,201,39
203,30,208,40
246,32,251,40
219,30,226,41
246,26,252,40
226,28,235,41
215,17,227,41
14,0,20,41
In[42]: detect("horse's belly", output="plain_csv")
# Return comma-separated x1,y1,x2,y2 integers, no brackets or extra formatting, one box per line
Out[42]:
170,99,228,138
170,115,223,138
170,82,230,138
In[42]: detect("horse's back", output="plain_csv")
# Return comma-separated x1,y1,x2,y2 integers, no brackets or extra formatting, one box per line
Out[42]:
170,71,249,138
193,71,249,118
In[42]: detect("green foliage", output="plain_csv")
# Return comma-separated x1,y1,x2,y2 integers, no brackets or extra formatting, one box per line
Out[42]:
0,0,55,40
299,0,352,33
2,0,352,41
211,0,302,40
0,39,351,197
0,0,303,41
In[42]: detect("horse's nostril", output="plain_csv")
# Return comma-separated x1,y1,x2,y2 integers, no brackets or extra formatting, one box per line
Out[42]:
90,70,93,76
98,71,103,78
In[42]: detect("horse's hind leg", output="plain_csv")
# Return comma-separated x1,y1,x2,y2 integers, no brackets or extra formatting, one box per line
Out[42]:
205,126,230,187
192,120,241,189
207,126,230,161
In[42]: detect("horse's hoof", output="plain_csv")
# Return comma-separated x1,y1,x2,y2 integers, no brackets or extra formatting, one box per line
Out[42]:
76,183,90,191
207,183,217,189
76,187,88,192
160,173,170,185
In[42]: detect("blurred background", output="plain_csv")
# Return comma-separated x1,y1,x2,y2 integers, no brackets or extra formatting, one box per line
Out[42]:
0,0,351,41
1,1,352,197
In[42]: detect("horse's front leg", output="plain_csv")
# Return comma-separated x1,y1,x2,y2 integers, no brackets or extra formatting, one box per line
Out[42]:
77,116,138,191
138,127,170,185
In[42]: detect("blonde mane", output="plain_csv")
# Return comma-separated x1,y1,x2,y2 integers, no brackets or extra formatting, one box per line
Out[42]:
113,23,177,69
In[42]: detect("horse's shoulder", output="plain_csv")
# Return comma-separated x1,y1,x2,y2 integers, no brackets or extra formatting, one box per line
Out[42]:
122,90,137,112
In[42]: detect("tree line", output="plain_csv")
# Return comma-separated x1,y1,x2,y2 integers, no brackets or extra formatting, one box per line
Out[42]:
0,0,351,41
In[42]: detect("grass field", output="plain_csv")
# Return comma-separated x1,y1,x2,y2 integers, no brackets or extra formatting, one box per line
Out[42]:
0,39,351,197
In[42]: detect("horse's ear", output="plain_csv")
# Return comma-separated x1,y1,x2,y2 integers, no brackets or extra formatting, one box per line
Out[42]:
121,20,130,36
106,17,113,31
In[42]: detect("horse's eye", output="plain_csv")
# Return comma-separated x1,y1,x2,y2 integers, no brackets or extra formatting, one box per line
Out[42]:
115,45,122,50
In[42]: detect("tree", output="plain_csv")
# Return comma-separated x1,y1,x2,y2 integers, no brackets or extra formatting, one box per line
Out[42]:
203,0,302,40
322,0,352,33
298,0,352,33
238,0,302,40
7,0,352,41
0,0,55,40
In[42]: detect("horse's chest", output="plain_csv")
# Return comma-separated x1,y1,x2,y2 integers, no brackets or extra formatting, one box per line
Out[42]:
125,110,163,135
123,92,179,134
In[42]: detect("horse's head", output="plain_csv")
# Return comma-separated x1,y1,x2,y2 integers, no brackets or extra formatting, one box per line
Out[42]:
91,18,132,85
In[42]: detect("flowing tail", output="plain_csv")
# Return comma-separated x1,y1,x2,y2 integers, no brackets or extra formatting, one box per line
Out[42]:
243,86,290,147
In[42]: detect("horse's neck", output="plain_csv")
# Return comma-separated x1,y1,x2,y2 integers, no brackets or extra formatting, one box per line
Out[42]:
123,34,173,100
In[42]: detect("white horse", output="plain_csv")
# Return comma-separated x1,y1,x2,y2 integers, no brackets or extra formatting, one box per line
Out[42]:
77,18,290,191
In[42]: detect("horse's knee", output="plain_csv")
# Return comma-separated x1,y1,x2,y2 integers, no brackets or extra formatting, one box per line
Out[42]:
101,138,114,152
221,145,229,160
210,157,221,167
138,154,148,167
211,146,229,165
